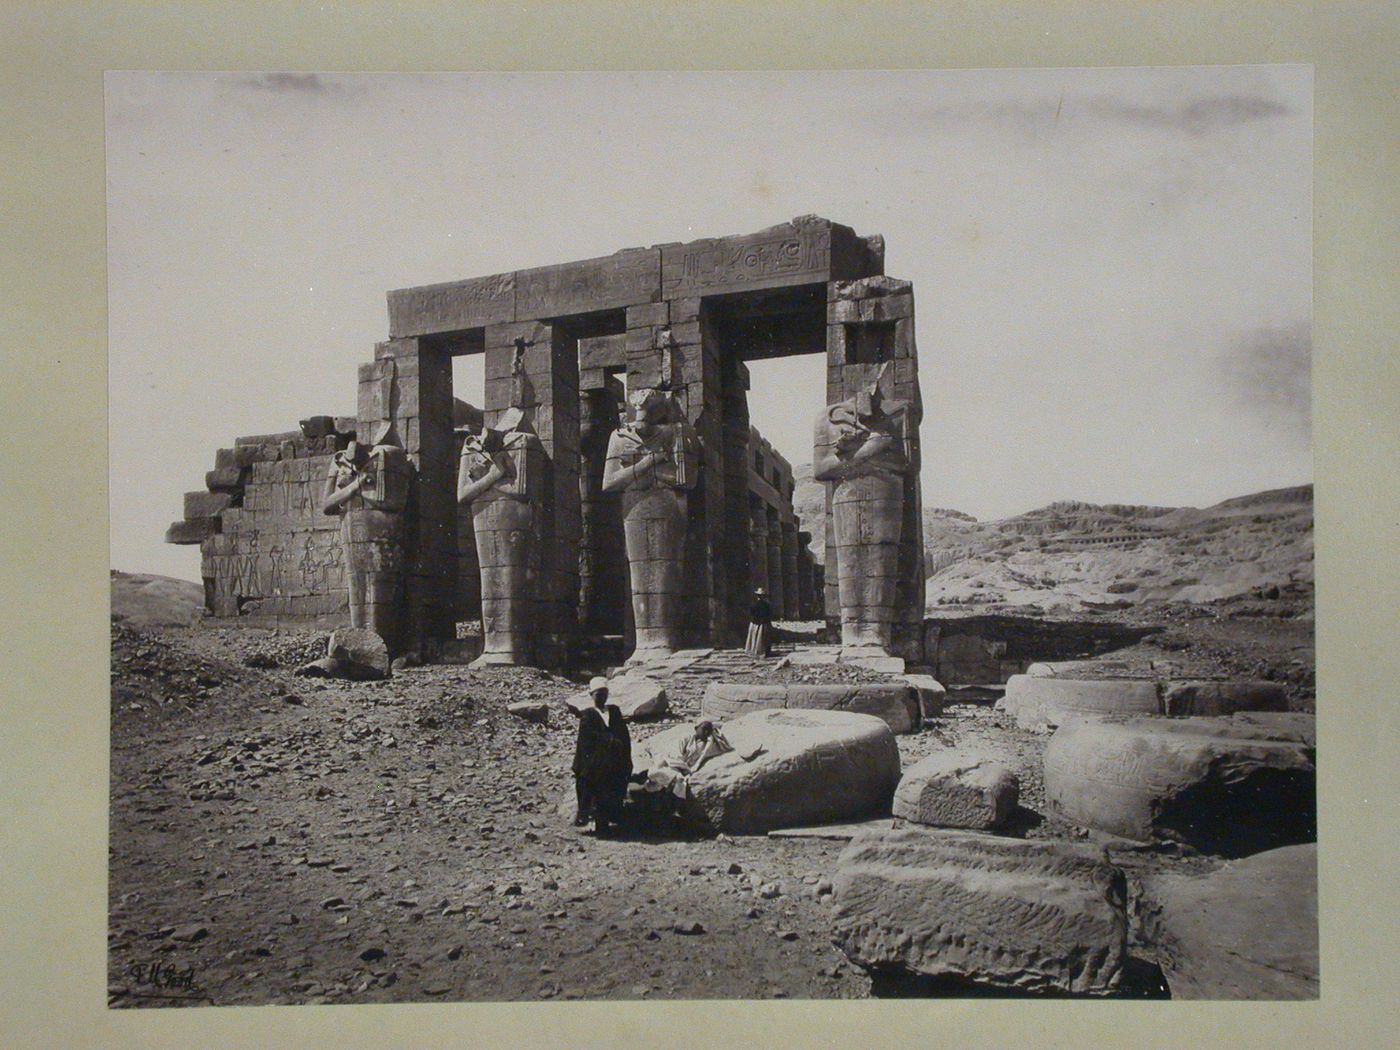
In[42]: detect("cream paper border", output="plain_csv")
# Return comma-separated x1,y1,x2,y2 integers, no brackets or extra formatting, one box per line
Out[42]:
2,2,1397,1047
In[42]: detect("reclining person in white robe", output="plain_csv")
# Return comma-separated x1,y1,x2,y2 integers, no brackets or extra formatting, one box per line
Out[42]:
633,721,760,811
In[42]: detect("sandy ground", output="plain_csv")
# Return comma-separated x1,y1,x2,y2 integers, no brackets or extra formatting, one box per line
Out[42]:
107,608,1312,1006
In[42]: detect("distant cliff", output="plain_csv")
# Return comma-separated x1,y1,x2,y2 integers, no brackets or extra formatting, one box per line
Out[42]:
791,471,1313,613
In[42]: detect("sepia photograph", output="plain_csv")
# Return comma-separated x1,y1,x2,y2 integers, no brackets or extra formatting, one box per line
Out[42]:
105,66,1315,1006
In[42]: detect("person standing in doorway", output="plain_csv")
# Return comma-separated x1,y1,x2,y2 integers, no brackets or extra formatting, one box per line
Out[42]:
745,587,773,658
571,677,632,835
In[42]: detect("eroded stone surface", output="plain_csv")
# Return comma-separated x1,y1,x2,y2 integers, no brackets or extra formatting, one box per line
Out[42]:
831,826,1127,995
566,677,668,721
998,674,1161,731
892,752,1018,829
701,682,920,734
1140,843,1318,999
1043,712,1316,854
326,627,390,679
632,709,901,834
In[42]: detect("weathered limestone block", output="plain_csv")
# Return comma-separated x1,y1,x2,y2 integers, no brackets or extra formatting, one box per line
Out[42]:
892,752,1018,829
901,674,946,718
293,626,390,681
1161,679,1288,716
1139,843,1318,1000
507,700,550,724
998,674,1161,732
566,677,668,721
1043,712,1316,855
831,826,1127,995
166,517,219,545
184,490,233,518
632,709,901,834
700,682,920,734
327,626,391,678
204,466,248,492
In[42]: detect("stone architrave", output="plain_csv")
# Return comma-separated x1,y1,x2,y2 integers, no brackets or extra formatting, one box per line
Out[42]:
813,363,910,660
456,407,545,665
831,826,1128,996
321,422,413,653
1140,843,1318,1000
601,388,701,660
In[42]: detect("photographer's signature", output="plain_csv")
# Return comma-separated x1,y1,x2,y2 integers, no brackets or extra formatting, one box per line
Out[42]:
124,960,207,1003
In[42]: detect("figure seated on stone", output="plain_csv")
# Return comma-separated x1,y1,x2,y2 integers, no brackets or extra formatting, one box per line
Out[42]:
627,721,763,830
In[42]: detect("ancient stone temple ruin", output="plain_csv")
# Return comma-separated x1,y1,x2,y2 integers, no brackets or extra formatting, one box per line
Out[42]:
167,216,924,668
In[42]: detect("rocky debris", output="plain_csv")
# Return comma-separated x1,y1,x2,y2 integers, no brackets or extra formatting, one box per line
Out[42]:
998,674,1161,732
900,674,946,719
831,826,1127,996
633,710,902,835
1137,844,1318,999
1159,679,1287,716
892,752,1018,830
1044,712,1316,855
701,682,921,734
565,676,668,720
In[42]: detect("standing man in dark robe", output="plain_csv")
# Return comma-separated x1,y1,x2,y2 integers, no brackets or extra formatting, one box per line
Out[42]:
571,677,632,835
746,587,773,657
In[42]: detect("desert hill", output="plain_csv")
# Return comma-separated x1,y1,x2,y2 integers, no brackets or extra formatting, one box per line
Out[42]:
110,569,206,627
791,470,1313,614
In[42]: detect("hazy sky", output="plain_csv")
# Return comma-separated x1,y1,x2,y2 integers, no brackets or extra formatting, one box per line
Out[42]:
107,68,1311,582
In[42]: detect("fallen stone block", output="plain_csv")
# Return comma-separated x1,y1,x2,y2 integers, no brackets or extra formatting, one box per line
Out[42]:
507,700,549,725
1160,680,1288,716
893,752,1018,829
566,677,668,720
1043,712,1316,855
633,709,901,834
998,674,1161,732
294,628,390,681
901,674,946,719
1139,843,1317,999
701,682,920,734
831,826,1127,995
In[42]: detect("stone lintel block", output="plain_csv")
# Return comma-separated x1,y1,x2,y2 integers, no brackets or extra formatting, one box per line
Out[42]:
165,517,219,545
578,333,628,371
386,271,516,338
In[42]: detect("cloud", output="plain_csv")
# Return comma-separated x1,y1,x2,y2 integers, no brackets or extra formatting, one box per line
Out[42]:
238,73,331,95
906,92,1289,137
1218,322,1312,442
1088,94,1289,134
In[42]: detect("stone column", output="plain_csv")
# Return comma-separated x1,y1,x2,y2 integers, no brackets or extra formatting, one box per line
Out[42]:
797,531,816,619
721,357,754,645
748,495,769,598
765,506,785,616
781,520,801,620
577,377,627,638
356,338,456,656
483,320,580,667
